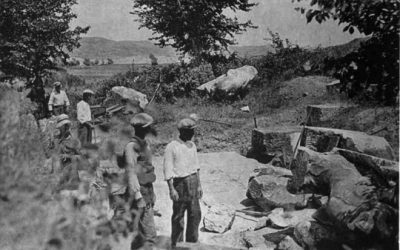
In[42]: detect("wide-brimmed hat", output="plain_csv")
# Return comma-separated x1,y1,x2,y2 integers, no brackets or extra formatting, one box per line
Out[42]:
54,81,62,87
56,114,71,128
177,118,197,130
130,113,154,128
83,89,94,95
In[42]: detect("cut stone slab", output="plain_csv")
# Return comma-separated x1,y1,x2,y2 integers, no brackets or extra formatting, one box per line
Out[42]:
203,204,236,233
267,208,316,229
247,175,308,211
251,127,301,166
306,104,352,127
277,236,304,250
301,126,395,160
334,148,399,184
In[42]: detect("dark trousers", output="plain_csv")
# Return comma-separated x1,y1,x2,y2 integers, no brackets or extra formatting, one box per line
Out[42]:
110,190,156,250
171,174,202,246
78,123,92,146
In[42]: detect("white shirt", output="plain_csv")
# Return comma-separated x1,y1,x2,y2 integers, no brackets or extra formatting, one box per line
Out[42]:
77,100,92,124
48,90,70,110
163,139,200,181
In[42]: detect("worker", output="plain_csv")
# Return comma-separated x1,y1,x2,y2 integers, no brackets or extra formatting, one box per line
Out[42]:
48,81,70,116
77,89,94,146
112,113,157,250
163,118,202,248
55,114,81,191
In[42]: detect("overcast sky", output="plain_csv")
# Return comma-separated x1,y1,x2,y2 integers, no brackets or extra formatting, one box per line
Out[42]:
71,0,362,47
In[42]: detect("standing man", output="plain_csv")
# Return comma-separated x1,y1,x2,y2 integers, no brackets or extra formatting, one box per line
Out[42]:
163,118,202,248
54,114,81,191
77,89,94,146
118,113,157,250
48,81,70,116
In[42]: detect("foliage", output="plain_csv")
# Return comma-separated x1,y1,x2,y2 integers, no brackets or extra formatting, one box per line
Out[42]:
294,0,399,104
0,0,89,80
132,0,256,62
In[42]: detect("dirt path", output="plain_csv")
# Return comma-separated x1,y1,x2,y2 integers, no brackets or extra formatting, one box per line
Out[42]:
111,152,264,250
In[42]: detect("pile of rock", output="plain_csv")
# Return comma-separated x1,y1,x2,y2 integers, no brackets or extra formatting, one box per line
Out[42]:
246,124,398,249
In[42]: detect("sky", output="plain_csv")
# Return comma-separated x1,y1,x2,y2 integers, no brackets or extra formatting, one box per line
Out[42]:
71,0,362,47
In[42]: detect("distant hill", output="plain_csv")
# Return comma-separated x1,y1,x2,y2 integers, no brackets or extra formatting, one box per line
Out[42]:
70,37,179,64
70,37,274,64
70,37,365,65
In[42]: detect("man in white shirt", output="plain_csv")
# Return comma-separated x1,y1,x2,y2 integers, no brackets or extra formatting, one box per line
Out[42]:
163,118,202,248
48,81,70,116
77,89,94,146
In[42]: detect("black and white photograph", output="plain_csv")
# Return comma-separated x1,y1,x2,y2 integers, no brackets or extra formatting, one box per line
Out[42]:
0,0,399,249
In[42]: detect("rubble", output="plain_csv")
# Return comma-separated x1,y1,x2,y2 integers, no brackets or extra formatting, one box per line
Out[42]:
247,174,308,211
277,236,303,250
243,227,278,248
203,204,236,233
301,126,395,160
267,208,316,229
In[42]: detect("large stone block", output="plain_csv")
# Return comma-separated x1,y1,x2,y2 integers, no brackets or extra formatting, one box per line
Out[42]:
290,147,397,245
251,128,301,166
306,104,351,127
301,126,395,160
247,175,308,211
334,148,398,185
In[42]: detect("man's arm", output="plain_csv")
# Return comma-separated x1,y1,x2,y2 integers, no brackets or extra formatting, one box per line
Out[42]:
194,144,202,199
163,143,179,201
124,143,142,201
48,92,54,111
63,91,70,107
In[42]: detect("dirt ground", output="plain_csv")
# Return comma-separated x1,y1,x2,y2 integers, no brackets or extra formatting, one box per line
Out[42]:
108,152,263,250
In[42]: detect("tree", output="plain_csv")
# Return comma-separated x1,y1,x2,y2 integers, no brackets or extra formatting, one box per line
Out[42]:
83,58,91,66
294,0,399,104
0,0,89,80
132,0,256,62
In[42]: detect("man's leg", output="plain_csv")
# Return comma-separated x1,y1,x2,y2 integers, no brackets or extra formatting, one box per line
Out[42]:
171,201,187,247
77,124,86,146
185,198,201,243
136,206,157,250
87,124,93,144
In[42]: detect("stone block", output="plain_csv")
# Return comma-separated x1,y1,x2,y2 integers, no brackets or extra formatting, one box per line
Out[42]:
301,126,395,160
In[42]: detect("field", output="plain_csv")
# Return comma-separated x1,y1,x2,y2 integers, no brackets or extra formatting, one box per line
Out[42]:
66,64,134,84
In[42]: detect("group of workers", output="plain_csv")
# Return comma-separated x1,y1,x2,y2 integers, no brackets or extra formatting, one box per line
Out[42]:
50,81,203,250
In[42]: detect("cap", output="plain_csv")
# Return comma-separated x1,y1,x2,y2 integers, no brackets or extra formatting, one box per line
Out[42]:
130,113,154,128
189,113,199,122
177,118,197,130
54,81,61,87
56,114,71,128
83,89,94,95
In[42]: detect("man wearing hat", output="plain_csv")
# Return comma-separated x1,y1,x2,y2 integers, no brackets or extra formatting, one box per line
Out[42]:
119,113,157,250
163,118,202,248
77,89,95,146
48,81,70,116
55,114,81,191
